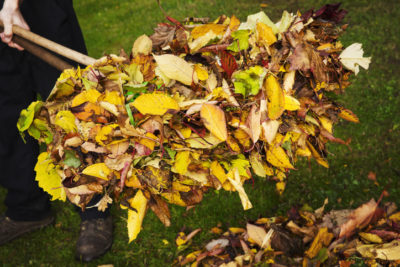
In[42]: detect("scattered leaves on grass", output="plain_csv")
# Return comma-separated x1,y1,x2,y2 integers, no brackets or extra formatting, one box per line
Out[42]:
176,198,400,266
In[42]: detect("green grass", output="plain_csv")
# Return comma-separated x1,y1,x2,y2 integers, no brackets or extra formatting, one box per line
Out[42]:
1,0,400,266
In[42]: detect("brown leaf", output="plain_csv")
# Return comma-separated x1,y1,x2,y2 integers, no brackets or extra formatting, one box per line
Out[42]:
288,43,310,72
243,105,261,143
149,195,171,227
150,23,176,49
339,199,378,238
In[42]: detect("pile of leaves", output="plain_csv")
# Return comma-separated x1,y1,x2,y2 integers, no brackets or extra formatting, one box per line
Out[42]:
175,197,400,266
17,3,370,242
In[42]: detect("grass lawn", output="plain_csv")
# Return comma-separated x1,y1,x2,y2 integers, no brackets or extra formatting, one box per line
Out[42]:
1,0,399,266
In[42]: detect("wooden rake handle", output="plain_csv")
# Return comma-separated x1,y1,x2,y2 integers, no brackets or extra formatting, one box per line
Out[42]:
0,20,96,70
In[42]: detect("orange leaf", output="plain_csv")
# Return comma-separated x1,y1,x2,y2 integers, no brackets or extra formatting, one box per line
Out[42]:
200,103,228,141
339,108,359,123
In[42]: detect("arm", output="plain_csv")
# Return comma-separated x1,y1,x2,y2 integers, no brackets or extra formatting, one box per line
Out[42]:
0,0,29,50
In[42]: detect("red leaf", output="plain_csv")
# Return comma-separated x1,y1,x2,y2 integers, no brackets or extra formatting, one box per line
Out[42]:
367,171,377,181
219,51,237,78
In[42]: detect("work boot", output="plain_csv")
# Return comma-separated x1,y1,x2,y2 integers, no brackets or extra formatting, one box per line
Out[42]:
0,214,54,245
75,216,113,262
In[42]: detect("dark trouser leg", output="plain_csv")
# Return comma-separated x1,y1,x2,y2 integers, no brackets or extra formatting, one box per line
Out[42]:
0,45,51,221
78,195,111,221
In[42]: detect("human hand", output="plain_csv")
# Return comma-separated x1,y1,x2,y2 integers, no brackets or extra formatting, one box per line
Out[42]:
0,0,29,50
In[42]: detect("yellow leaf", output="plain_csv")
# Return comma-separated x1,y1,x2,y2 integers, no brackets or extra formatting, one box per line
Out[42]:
132,93,179,115
234,128,251,148
359,232,383,244
222,180,235,191
132,34,152,57
176,232,187,246
71,89,102,107
305,227,334,258
189,31,219,53
139,132,158,151
296,147,311,157
210,161,228,184
179,128,192,139
34,152,65,201
57,67,80,81
338,108,359,123
229,15,241,31
172,151,191,175
228,227,246,234
128,190,148,242
389,211,400,223
284,94,301,111
226,135,241,153
125,172,142,189
82,163,112,180
256,22,277,46
249,150,266,178
200,103,228,141
228,168,252,210
54,110,77,133
266,145,294,169
172,181,191,192
306,141,329,168
264,75,285,120
95,124,119,146
191,24,227,39
319,116,333,133
153,54,194,85
276,181,286,195
103,90,124,105
194,64,209,81
50,79,75,100
185,133,223,149
162,191,186,207
231,156,250,178
357,240,400,261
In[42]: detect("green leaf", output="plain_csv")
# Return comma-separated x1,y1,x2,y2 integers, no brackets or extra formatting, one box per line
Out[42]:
227,30,250,52
231,155,250,178
28,119,53,144
165,147,177,160
125,104,136,126
315,247,329,263
63,150,81,168
233,66,266,97
239,11,278,34
17,101,43,133
81,77,98,90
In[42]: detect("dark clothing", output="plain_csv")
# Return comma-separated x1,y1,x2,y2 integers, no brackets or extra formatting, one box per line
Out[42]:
0,0,106,221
